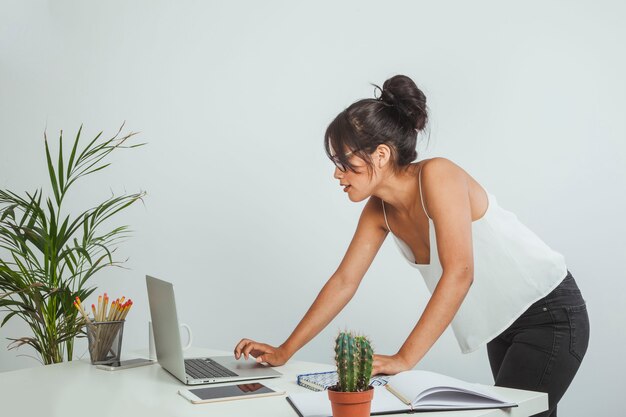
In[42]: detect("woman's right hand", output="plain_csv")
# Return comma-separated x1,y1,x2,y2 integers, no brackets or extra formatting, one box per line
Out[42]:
233,339,290,366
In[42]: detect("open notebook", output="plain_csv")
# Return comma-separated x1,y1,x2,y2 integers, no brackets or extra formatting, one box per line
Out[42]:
287,370,517,416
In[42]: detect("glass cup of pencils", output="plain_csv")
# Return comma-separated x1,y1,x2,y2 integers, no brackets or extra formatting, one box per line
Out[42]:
74,293,133,365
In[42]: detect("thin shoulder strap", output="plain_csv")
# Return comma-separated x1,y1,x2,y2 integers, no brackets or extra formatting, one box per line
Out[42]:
380,199,392,233
419,165,432,220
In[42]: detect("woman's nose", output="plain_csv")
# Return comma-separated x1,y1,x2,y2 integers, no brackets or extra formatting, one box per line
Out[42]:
333,166,343,179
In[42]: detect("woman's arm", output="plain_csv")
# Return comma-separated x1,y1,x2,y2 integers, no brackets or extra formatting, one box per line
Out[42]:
373,158,475,375
234,196,389,365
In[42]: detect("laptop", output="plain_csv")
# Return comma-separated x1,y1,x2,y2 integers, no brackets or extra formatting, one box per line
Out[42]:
146,275,282,385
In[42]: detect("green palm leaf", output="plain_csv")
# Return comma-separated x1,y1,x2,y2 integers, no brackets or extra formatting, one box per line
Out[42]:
0,123,146,365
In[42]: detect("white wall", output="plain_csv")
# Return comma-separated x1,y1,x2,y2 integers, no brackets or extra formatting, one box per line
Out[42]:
1,1,624,415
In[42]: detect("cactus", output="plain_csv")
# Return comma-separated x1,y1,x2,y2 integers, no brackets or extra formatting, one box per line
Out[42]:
356,335,373,390
334,331,373,392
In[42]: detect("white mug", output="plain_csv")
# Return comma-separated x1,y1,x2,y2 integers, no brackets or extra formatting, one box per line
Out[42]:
148,320,193,360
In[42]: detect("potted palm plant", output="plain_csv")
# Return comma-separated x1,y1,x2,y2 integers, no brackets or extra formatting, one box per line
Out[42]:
327,331,375,417
0,123,145,365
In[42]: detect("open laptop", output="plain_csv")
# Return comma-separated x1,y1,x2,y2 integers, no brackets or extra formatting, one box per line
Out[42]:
146,275,282,385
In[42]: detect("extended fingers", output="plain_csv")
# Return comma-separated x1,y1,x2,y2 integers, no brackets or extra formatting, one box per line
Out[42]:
370,359,378,374
234,339,277,362
371,354,391,376
244,341,272,360
234,338,254,359
242,342,259,360
371,355,381,373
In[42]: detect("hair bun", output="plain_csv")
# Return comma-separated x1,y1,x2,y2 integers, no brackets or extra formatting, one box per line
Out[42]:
379,88,398,106
379,75,428,131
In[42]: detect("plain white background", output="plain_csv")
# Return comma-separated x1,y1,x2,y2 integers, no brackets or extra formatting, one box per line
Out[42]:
1,1,624,415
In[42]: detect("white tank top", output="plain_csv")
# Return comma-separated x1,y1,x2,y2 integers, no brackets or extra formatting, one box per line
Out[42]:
381,171,567,354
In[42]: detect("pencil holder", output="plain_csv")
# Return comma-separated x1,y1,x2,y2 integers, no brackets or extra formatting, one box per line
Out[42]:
86,320,125,364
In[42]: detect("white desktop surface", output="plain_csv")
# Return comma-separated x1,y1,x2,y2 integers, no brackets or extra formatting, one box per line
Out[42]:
0,347,548,416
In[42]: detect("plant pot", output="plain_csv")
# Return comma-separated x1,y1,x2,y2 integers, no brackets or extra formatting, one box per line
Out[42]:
327,386,374,417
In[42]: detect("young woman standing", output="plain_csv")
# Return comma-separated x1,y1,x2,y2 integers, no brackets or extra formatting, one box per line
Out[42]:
234,75,589,417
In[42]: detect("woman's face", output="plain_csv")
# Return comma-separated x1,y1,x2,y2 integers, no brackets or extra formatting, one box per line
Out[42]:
332,152,378,202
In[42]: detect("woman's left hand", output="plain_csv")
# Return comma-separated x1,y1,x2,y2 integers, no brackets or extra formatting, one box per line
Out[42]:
372,353,412,376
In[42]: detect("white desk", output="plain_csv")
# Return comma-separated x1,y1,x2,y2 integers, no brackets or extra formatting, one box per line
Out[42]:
0,347,547,416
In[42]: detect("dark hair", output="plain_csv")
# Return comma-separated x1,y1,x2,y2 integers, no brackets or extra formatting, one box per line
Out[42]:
324,75,428,173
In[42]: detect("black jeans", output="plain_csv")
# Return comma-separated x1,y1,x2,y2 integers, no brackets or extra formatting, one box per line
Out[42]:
487,271,589,417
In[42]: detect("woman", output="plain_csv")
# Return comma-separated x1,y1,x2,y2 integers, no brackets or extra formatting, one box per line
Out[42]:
234,75,589,417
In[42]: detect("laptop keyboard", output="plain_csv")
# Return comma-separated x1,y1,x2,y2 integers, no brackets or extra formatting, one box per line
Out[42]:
185,358,239,380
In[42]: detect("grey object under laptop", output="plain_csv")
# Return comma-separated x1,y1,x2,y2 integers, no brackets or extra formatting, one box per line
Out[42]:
146,275,282,385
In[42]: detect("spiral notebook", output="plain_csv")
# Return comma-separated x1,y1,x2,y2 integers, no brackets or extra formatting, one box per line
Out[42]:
289,370,517,417
297,370,390,392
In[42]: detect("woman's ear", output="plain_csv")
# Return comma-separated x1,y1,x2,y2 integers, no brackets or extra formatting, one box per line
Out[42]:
375,144,392,168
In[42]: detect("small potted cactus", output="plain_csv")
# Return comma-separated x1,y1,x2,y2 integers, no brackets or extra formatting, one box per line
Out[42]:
327,331,375,417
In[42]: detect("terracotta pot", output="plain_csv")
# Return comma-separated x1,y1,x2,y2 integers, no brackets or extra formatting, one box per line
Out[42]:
327,386,374,417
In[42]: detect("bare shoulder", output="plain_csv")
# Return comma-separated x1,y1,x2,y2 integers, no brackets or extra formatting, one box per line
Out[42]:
419,157,488,221
419,157,470,220
419,157,467,187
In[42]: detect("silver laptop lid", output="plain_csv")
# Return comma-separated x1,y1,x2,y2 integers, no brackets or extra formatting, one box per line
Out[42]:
146,275,188,383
